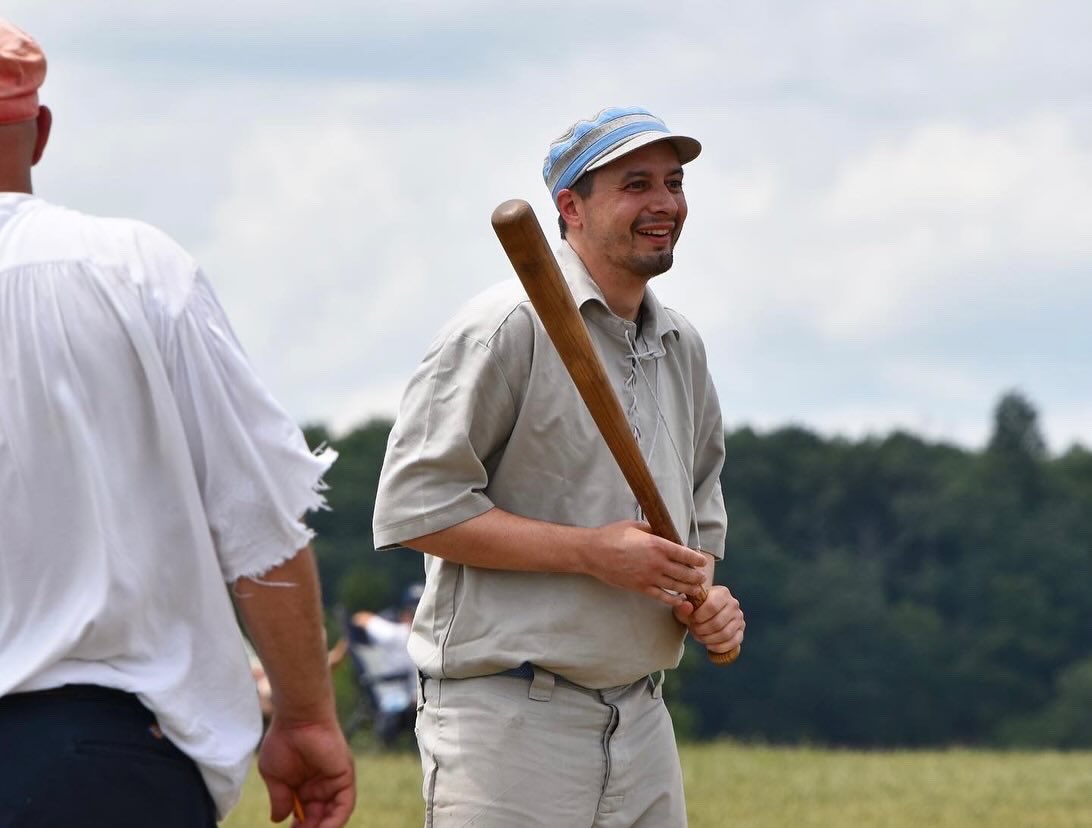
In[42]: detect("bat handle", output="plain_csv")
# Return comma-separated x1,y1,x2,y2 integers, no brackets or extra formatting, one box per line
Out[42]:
690,585,742,665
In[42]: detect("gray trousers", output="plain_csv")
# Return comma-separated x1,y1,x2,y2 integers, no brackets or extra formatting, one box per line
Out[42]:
416,667,687,827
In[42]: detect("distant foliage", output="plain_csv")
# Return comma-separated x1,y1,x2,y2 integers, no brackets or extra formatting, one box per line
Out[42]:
305,391,1092,748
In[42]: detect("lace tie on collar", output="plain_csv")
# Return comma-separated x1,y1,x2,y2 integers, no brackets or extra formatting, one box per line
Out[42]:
623,326,702,550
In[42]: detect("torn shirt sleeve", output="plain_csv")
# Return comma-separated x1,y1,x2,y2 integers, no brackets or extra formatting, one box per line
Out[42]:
160,269,336,583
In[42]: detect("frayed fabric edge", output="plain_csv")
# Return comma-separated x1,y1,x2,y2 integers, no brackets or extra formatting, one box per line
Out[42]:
225,446,339,586
307,444,337,512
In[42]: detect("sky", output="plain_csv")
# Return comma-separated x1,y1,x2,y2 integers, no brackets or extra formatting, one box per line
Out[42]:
10,1,1091,453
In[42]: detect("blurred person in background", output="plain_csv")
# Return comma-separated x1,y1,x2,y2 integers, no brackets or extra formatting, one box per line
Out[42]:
335,584,422,748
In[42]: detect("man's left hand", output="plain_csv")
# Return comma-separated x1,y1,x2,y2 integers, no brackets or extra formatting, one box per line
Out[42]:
673,584,745,657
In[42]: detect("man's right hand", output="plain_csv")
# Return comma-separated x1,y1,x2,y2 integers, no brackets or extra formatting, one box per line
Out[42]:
584,520,707,606
258,716,355,828
233,547,356,827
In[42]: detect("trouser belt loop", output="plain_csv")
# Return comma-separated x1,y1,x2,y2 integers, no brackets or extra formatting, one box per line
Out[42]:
528,664,556,702
649,670,665,699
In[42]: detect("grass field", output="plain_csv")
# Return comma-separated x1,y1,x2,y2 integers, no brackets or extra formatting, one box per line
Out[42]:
223,742,1092,827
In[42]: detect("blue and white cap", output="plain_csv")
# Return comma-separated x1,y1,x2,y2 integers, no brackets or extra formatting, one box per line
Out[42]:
543,106,701,203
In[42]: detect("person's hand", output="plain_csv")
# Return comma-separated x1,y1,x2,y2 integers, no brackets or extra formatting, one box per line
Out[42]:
673,584,745,655
257,715,356,828
585,520,708,606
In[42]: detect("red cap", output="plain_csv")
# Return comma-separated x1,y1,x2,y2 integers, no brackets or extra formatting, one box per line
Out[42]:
0,19,46,125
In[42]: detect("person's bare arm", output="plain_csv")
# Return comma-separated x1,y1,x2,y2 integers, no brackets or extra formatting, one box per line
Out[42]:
405,507,708,607
234,547,355,828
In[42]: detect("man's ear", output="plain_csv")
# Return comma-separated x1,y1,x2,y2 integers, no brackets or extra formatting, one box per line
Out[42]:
31,105,51,166
556,188,583,233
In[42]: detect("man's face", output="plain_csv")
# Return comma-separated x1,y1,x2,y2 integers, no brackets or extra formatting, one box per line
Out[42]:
576,140,688,279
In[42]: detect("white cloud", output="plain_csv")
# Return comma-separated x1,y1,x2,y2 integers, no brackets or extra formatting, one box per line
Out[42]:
808,117,1092,335
11,1,1092,451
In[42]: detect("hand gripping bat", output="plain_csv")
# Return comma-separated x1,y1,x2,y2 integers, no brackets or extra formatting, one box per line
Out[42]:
491,199,740,666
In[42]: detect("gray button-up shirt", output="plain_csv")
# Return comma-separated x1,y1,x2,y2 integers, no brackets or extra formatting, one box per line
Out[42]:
373,242,727,688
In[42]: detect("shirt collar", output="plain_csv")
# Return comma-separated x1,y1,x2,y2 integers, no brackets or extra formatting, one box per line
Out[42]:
555,241,680,345
0,192,38,225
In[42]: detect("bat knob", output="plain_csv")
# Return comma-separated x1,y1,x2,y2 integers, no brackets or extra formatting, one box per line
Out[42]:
709,645,741,666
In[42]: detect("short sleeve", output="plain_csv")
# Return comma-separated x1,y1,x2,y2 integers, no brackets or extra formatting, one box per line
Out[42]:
161,270,336,582
372,331,518,549
688,341,728,559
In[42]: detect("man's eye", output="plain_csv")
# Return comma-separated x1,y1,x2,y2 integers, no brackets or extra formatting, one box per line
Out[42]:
667,179,684,191
626,180,648,190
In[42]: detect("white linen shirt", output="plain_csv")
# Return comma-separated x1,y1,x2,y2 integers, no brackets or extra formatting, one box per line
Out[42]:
0,194,335,818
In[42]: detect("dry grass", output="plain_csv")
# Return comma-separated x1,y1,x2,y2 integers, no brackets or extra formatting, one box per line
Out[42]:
682,743,1092,828
223,742,1092,827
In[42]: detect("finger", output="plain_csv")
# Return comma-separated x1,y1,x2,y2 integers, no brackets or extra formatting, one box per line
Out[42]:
691,612,745,644
696,616,744,643
264,778,295,823
716,626,746,652
650,536,703,567
695,587,740,614
672,600,695,624
678,597,712,624
662,580,689,597
668,563,706,585
647,586,687,607
672,547,707,568
683,595,734,629
316,788,357,828
659,574,692,595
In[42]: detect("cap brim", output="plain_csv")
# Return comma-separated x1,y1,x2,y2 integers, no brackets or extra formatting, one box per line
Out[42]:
585,131,702,173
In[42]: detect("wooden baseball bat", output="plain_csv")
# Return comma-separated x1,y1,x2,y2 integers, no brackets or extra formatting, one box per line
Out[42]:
491,198,740,666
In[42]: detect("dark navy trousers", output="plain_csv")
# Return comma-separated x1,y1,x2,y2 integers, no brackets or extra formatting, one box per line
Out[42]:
0,684,216,828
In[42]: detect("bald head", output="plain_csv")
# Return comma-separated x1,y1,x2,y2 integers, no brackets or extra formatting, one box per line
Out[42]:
0,19,49,193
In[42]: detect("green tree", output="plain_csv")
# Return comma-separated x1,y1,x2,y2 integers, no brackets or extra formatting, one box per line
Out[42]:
305,392,1092,748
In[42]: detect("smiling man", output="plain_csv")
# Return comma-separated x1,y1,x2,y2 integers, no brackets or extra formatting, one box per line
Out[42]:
373,106,745,827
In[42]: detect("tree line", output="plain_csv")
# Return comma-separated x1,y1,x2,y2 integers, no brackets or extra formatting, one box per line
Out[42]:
303,391,1092,749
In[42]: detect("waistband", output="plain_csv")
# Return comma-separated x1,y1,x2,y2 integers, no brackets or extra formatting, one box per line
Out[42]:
0,683,145,712
427,663,665,703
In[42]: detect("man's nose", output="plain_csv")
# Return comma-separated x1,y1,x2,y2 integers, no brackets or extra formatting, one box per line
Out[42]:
648,183,679,214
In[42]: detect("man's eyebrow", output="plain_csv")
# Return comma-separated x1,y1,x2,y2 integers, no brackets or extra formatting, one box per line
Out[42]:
619,166,685,181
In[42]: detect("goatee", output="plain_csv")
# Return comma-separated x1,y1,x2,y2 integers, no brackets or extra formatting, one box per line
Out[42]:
631,250,674,277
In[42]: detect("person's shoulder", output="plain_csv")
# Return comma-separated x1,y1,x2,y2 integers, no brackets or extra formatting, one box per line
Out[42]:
28,201,190,260
70,208,201,312
92,214,197,272
659,302,713,365
661,304,703,339
436,278,535,348
4,200,199,303
31,198,193,264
